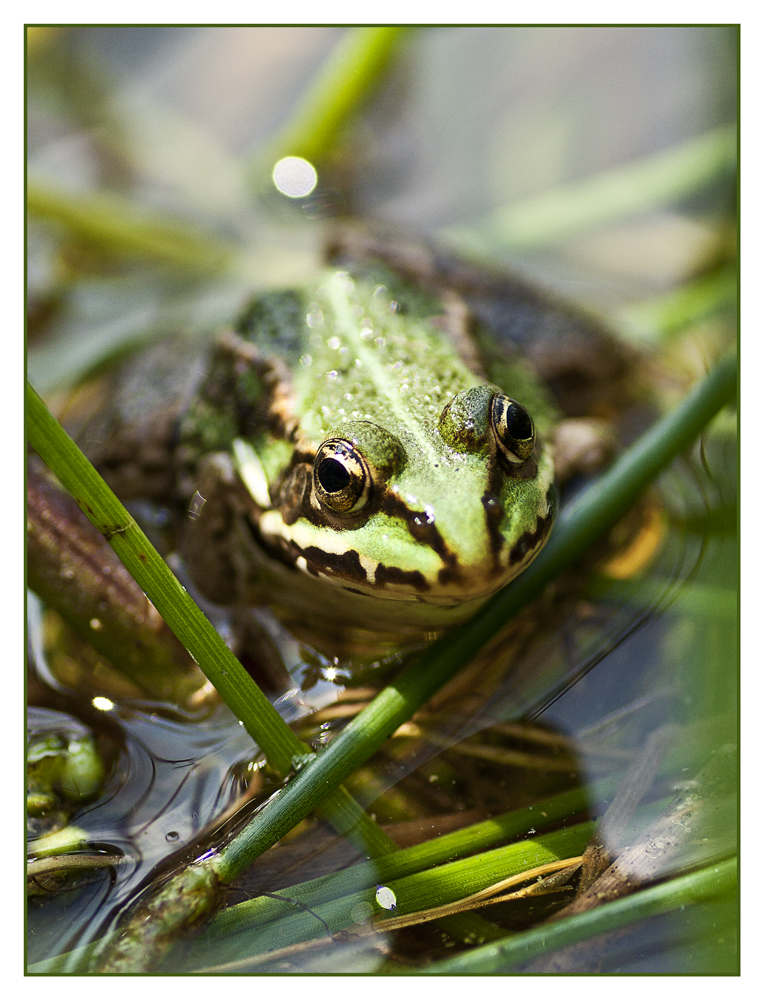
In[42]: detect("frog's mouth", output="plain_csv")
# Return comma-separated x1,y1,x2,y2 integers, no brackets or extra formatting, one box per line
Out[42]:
255,504,555,606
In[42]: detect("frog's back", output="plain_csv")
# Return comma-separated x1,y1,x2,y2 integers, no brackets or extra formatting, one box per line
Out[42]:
326,223,635,419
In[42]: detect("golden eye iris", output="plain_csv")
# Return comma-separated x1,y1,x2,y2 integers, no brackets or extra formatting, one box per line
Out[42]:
313,439,371,513
491,394,536,465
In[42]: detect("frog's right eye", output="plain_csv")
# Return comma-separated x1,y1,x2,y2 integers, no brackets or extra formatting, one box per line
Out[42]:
313,439,372,514
490,394,536,466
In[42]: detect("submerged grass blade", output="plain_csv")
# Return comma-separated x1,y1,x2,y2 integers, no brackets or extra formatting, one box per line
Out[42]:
185,823,596,972
208,784,602,940
215,353,737,880
418,855,737,974
374,856,585,930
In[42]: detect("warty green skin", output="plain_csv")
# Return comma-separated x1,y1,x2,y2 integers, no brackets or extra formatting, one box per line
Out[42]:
181,265,558,639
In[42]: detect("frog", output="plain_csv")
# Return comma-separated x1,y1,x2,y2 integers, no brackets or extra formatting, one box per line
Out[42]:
83,224,632,662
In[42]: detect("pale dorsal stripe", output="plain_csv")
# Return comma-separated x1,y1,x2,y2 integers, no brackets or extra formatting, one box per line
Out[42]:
322,271,443,466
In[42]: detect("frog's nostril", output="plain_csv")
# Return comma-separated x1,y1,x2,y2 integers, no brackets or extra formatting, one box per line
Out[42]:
481,492,504,525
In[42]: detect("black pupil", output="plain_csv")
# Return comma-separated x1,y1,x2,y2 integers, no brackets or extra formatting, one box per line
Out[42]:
318,457,350,493
504,403,533,440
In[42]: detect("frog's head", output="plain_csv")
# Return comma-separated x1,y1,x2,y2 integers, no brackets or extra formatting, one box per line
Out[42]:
255,384,555,624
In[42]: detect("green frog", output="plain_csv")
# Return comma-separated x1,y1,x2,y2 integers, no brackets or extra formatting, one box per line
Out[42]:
85,226,631,659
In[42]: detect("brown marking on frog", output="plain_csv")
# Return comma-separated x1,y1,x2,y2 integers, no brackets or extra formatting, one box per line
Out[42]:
375,564,430,592
380,490,462,585
508,506,555,566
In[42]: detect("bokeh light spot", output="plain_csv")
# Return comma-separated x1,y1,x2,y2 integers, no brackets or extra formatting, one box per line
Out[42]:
272,156,318,198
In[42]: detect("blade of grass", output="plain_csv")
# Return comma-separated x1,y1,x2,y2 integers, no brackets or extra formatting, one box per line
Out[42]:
616,264,738,341
182,822,596,973
30,781,602,972
250,27,408,179
418,855,737,974
27,180,233,272
444,124,736,253
214,352,737,881
373,856,585,931
207,783,605,941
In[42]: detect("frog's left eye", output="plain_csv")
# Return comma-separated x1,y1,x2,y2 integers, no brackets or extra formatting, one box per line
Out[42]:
491,394,536,466
313,439,372,514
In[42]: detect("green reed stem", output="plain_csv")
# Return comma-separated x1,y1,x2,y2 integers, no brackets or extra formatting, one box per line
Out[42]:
206,783,602,941
420,855,737,974
28,381,301,774
187,822,596,973
250,27,408,178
